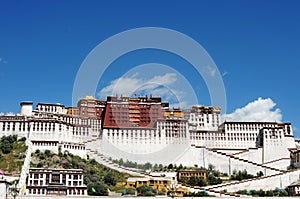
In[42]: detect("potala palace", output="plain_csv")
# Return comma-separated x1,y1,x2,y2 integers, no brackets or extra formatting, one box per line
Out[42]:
1,95,300,196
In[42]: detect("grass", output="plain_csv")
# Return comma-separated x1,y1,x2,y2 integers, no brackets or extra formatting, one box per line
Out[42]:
0,139,28,174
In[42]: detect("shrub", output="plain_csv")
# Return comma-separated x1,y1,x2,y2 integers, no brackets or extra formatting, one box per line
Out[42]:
144,191,155,196
18,154,26,159
230,169,254,181
88,182,108,196
18,137,26,142
256,171,264,177
104,172,116,186
0,135,18,154
158,191,166,195
237,189,247,195
37,162,43,168
62,161,71,169
39,154,45,160
124,188,136,195
44,150,51,157
1,140,13,154
90,159,97,165
167,164,173,170
136,185,156,196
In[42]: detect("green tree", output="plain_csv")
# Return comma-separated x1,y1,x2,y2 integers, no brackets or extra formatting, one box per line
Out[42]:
144,162,152,170
198,177,207,187
177,164,183,171
2,135,17,143
118,158,124,165
104,172,116,186
188,176,199,186
152,163,158,171
208,164,215,171
179,176,189,184
231,169,254,181
256,171,264,177
0,135,18,154
207,173,222,185
123,188,136,195
44,150,51,157
90,159,97,165
167,164,173,170
1,140,13,154
37,162,43,168
88,182,108,196
136,185,155,196
58,146,62,156
18,137,26,142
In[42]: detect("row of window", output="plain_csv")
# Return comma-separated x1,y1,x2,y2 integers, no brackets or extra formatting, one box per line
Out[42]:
30,173,82,178
28,188,85,195
37,105,60,112
63,144,85,150
32,142,58,146
225,124,282,131
107,132,187,138
190,135,258,141
1,121,27,131
27,180,84,186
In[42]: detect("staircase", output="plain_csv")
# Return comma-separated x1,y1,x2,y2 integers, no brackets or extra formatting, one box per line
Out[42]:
208,148,285,173
177,166,298,197
262,157,290,166
180,167,300,197
205,169,300,193
84,136,145,177
178,182,240,197
18,140,33,195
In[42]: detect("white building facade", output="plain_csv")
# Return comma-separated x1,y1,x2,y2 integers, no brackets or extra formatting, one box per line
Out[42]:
0,99,297,177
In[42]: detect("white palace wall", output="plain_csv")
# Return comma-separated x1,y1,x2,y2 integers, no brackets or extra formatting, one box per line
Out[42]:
263,159,291,170
235,148,263,164
213,169,300,193
173,146,279,176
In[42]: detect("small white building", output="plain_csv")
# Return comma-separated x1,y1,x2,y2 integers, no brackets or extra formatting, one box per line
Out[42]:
287,180,300,195
149,172,178,182
26,168,87,196
0,179,11,199
186,105,221,131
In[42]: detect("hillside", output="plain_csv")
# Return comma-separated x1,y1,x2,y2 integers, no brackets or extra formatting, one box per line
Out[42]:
0,135,27,174
31,149,131,195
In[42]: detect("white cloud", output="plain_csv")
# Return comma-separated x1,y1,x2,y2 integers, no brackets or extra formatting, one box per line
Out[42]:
99,73,177,97
99,76,140,97
206,65,216,77
293,127,298,133
0,57,7,64
0,112,15,116
222,71,229,77
223,97,282,122
98,73,197,108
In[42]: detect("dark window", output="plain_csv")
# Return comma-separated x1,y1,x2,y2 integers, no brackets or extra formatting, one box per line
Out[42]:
52,174,60,183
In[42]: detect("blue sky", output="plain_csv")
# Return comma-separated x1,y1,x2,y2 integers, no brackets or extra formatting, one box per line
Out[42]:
0,1,300,136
